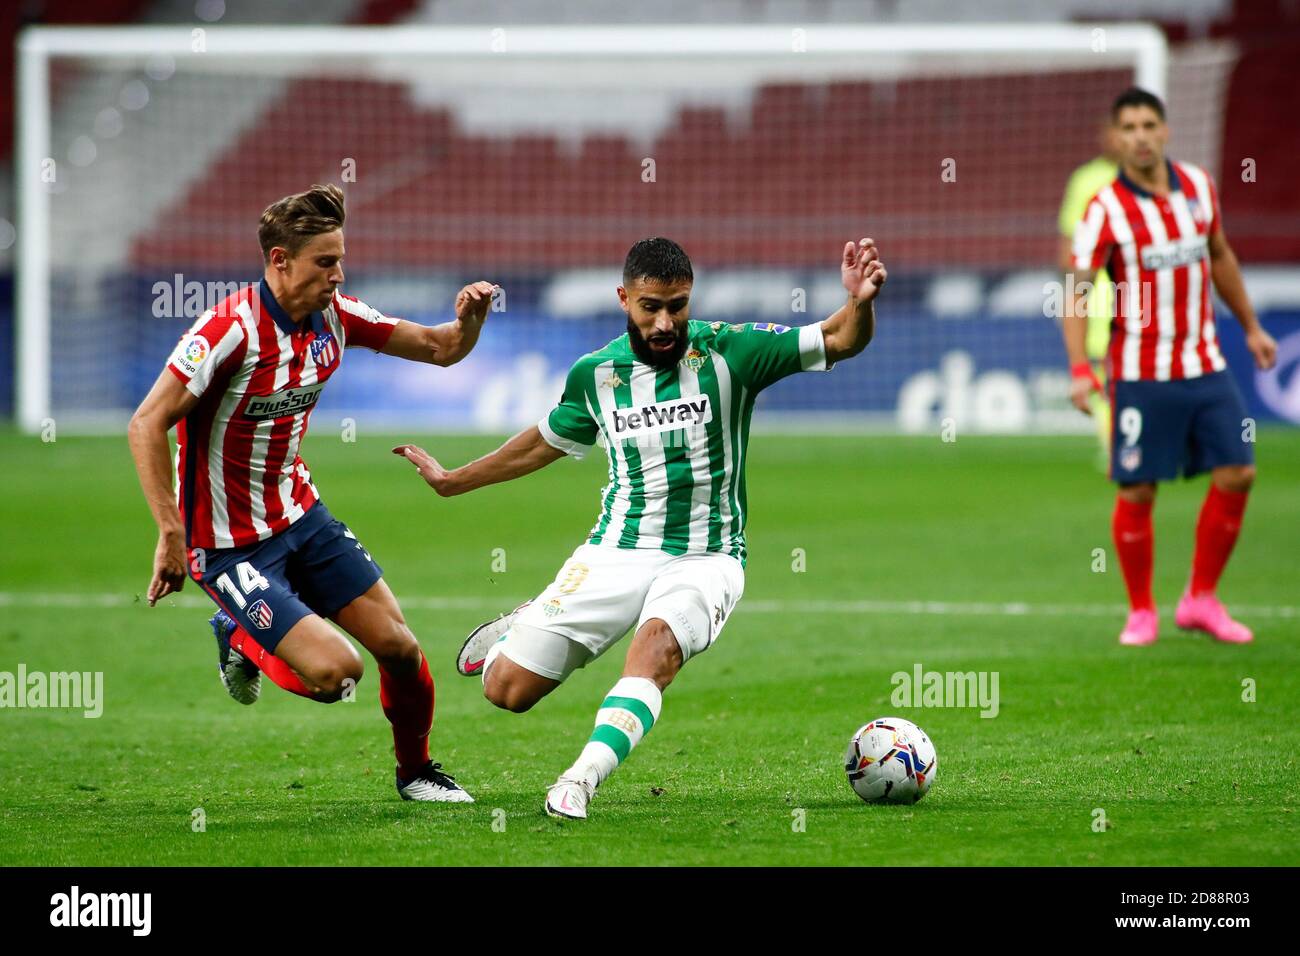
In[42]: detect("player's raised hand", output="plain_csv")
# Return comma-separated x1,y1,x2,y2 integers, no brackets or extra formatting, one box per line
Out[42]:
147,529,187,606
1246,328,1278,371
455,281,497,325
392,443,457,496
841,238,887,302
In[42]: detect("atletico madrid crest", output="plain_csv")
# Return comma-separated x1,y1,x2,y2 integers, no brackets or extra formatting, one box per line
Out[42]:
310,332,338,369
247,599,274,631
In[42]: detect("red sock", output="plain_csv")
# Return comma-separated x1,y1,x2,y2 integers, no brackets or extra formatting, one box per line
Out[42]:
1190,485,1249,596
228,625,313,698
1112,496,1155,611
380,653,435,781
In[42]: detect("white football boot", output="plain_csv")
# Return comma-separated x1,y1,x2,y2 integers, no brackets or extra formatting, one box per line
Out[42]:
544,775,595,820
210,609,260,705
457,601,531,676
397,762,475,803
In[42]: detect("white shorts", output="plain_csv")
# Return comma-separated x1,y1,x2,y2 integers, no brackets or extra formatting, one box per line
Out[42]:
498,543,745,682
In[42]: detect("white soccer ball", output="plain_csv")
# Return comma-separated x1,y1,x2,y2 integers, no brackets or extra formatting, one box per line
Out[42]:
844,717,937,804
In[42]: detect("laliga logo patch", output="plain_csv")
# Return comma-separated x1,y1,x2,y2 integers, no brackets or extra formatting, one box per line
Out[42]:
310,332,338,369
174,334,210,376
753,322,791,334
185,337,209,365
1120,447,1142,472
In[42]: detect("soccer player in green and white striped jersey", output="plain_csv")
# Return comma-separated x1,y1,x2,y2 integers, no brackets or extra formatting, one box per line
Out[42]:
393,236,886,819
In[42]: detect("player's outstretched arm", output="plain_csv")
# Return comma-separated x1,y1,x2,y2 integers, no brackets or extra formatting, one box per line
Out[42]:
1207,227,1277,371
392,425,565,498
127,369,200,605
381,281,497,366
821,238,887,364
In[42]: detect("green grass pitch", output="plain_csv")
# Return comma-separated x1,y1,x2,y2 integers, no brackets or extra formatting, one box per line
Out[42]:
0,426,1296,866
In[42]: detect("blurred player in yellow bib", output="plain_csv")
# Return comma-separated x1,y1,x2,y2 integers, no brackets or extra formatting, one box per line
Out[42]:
1058,117,1121,465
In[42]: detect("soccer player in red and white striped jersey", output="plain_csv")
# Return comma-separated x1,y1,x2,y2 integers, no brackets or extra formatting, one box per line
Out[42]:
129,184,495,801
167,278,391,550
1065,89,1277,647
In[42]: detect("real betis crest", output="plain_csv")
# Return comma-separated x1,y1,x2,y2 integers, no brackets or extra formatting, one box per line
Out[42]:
681,348,708,372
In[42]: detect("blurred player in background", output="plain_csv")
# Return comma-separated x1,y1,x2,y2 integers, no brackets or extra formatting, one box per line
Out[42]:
1058,115,1121,465
1067,89,1277,647
394,236,885,819
128,184,495,802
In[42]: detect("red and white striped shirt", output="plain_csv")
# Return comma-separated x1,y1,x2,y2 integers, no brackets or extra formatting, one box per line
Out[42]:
1072,159,1226,382
166,280,397,551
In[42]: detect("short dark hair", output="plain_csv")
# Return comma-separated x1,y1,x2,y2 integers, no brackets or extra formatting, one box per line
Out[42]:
258,183,346,262
1112,87,1166,122
622,237,693,286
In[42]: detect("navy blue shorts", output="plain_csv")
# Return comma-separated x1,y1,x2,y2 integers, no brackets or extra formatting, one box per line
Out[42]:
191,501,383,652
1109,371,1255,484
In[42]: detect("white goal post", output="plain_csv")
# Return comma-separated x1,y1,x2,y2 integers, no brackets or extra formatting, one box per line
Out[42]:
16,22,1167,433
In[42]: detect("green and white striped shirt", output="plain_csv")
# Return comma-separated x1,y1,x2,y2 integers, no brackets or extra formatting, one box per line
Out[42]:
537,321,830,566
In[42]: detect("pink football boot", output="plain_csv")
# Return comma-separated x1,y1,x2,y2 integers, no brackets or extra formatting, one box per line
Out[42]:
1175,592,1254,644
1118,608,1159,646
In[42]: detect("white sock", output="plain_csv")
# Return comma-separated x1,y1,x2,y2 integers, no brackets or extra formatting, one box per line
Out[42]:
482,639,505,685
564,676,663,789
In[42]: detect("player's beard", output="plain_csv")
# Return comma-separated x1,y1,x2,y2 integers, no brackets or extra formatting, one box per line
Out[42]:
628,319,688,370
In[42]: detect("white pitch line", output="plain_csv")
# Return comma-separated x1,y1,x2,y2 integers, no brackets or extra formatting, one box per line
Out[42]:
0,592,1296,619
740,598,1300,619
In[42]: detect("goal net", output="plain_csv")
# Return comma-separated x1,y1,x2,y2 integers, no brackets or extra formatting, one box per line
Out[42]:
18,23,1200,435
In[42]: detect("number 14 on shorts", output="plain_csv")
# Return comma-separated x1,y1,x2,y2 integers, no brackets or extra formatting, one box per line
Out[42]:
215,561,270,609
